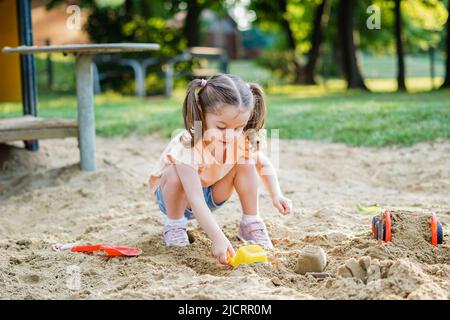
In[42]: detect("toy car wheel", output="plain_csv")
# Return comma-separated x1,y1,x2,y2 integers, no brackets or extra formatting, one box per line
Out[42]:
372,216,385,241
371,216,379,239
437,221,443,245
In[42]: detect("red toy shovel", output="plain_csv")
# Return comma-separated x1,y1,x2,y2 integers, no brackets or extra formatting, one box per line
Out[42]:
71,244,142,256
52,243,142,257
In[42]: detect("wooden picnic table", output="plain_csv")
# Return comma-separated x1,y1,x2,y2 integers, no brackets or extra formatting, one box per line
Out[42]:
2,43,160,171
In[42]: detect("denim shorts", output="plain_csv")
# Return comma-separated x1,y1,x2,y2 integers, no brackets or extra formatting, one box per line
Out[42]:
155,185,226,220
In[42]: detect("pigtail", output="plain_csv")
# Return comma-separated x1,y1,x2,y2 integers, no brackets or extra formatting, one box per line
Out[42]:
246,83,266,130
182,79,206,146
245,83,267,150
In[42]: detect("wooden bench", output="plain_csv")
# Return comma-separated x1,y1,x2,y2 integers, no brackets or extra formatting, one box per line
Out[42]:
0,116,78,143
3,43,160,171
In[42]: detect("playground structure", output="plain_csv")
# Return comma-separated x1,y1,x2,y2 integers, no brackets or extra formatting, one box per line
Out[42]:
92,46,228,98
163,46,228,97
0,0,159,172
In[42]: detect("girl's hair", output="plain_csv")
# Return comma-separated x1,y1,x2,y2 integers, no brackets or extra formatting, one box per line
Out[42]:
182,73,266,148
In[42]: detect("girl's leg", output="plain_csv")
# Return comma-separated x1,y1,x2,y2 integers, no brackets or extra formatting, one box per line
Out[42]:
234,163,259,216
159,165,189,219
211,163,259,215
212,163,272,249
159,165,191,246
160,163,258,216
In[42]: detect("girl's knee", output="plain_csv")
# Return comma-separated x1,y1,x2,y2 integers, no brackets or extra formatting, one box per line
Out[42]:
161,165,183,190
235,163,257,175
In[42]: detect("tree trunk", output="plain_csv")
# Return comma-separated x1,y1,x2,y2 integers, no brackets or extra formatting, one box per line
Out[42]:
279,0,303,83
337,0,367,90
125,0,132,16
184,0,202,47
394,0,406,91
304,0,329,85
441,0,450,88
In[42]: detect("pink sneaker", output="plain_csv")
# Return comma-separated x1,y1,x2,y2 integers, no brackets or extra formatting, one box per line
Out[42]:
237,220,274,249
163,220,190,246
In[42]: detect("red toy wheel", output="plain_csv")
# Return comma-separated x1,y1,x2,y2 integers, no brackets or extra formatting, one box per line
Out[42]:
384,209,391,242
430,213,438,246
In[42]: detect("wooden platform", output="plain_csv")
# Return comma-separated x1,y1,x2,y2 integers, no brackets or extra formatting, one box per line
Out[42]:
0,116,78,143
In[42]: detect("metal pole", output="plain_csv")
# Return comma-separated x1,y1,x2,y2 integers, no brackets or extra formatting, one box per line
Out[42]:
92,62,101,94
46,38,53,90
119,59,145,97
75,54,96,171
17,0,38,151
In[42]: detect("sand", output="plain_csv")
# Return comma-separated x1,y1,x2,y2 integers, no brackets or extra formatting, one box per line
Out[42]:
0,135,449,300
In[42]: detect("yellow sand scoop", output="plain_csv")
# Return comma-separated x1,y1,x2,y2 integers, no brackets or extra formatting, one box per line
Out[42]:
228,244,268,267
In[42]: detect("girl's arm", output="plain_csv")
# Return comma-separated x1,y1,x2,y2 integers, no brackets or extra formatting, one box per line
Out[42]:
174,163,235,264
255,151,292,215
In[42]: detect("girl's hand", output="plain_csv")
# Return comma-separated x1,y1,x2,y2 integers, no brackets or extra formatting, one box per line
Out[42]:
272,194,292,215
211,234,235,265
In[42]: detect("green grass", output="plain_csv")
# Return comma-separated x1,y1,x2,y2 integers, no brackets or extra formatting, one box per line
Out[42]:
1,79,449,147
265,82,450,146
360,52,445,79
1,57,449,147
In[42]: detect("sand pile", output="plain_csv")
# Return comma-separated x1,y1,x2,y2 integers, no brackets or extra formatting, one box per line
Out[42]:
320,211,450,299
0,136,449,299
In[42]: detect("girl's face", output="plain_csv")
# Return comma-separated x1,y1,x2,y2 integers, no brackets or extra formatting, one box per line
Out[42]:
204,104,251,145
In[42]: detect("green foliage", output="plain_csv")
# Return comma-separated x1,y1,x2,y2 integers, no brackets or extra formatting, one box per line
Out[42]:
44,0,232,95
402,0,448,51
121,17,185,59
356,0,396,53
250,0,449,81
357,0,448,53
255,50,300,84
66,1,187,95
285,0,322,54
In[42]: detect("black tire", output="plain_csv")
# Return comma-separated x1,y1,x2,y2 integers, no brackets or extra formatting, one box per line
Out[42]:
372,216,379,239
437,222,443,245
372,216,385,241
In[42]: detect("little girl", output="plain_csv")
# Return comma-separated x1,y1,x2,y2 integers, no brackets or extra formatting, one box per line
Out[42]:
149,74,292,265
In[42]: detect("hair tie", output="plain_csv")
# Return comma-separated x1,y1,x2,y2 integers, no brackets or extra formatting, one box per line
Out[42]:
200,79,207,88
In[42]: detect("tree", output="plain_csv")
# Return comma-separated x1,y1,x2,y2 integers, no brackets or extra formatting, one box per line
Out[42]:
304,0,329,84
394,0,406,91
337,0,368,89
48,0,226,47
250,0,303,83
166,0,227,48
441,0,450,89
250,0,329,84
46,0,186,95
279,0,304,83
183,0,202,47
